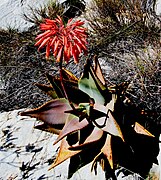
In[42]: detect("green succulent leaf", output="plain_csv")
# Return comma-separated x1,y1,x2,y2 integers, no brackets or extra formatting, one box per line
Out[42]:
54,78,90,104
79,103,91,116
78,60,108,105
95,94,117,113
78,71,104,105
65,108,87,120
47,73,90,104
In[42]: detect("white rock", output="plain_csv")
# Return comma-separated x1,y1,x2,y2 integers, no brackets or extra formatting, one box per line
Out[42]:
0,0,91,31
0,0,49,31
0,109,106,179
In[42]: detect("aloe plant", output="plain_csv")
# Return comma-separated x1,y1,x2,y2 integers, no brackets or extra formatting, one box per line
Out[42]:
20,16,159,179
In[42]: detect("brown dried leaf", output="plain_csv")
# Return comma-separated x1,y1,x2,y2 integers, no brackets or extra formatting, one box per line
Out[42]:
62,68,78,81
35,83,58,99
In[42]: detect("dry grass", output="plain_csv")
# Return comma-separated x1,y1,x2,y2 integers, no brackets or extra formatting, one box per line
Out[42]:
23,0,64,25
85,0,161,51
0,26,85,112
0,27,53,112
23,0,86,26
103,46,161,120
83,0,161,123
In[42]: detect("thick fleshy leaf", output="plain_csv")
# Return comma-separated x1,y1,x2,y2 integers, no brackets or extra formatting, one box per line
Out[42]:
79,71,104,104
78,60,107,105
82,134,113,171
35,83,58,99
49,138,81,170
102,111,124,141
89,60,107,92
64,108,87,120
55,78,90,104
78,103,91,116
91,152,114,179
53,117,89,145
34,123,61,134
91,153,105,174
68,133,107,179
47,74,90,104
93,55,106,85
68,127,104,150
93,105,124,141
101,134,113,169
46,73,65,98
105,94,117,112
93,94,117,119
134,122,155,137
20,98,71,126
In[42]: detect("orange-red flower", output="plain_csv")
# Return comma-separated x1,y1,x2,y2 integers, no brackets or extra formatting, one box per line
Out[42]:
35,16,88,63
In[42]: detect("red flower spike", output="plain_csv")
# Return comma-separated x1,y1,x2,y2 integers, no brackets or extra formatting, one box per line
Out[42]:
75,43,82,54
45,19,55,24
40,24,53,30
56,47,63,62
38,37,50,51
46,42,51,59
53,39,60,53
35,30,51,40
50,36,57,46
35,37,46,47
35,16,87,63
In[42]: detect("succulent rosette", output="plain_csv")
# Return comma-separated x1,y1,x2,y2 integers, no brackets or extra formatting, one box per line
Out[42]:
35,16,87,63
20,56,156,179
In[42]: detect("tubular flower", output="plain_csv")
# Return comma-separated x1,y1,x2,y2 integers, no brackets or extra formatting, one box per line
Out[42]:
35,16,88,63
